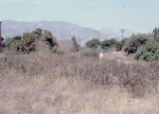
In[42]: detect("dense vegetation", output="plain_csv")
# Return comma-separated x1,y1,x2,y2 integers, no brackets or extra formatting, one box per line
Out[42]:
153,27,159,41
86,38,120,50
2,26,159,61
83,27,159,61
135,39,159,61
71,36,80,52
0,26,159,100
123,34,150,54
3,28,59,54
86,38,100,49
82,38,121,57
123,27,159,61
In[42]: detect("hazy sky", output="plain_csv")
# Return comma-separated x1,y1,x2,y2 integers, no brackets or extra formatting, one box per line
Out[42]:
0,0,159,33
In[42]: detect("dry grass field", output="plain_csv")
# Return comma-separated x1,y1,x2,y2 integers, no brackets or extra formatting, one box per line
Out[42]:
0,51,159,114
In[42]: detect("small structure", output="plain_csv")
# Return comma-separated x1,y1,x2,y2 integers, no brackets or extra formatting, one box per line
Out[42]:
99,52,104,60
0,21,2,53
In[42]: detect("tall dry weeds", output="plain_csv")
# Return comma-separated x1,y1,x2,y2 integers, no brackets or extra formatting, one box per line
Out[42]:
0,52,159,96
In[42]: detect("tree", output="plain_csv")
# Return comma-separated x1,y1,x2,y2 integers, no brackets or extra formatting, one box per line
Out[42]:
71,36,80,52
4,29,59,54
19,33,36,53
31,28,43,39
4,36,22,53
86,38,100,48
100,38,118,49
153,27,159,41
135,39,159,61
123,34,150,54
43,30,58,49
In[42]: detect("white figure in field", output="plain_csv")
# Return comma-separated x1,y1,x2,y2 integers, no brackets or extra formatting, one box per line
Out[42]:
99,52,104,60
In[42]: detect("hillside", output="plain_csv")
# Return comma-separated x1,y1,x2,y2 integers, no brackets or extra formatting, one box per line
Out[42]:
1,20,114,44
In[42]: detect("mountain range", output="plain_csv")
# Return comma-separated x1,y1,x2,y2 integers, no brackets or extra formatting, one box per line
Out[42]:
1,20,116,44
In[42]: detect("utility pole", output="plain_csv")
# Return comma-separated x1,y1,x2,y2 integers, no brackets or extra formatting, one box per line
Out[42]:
0,21,2,53
120,29,127,40
122,0,126,8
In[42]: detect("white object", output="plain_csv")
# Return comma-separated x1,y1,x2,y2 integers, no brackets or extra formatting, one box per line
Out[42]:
99,52,104,60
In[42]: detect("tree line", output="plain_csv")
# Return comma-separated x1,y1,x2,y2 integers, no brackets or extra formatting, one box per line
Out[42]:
2,27,159,61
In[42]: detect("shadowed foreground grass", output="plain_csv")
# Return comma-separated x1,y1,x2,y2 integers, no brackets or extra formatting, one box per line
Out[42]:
0,52,159,114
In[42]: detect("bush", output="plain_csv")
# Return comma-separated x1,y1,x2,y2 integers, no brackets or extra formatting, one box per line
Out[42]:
100,38,118,49
115,42,122,51
120,73,147,96
51,48,58,53
123,34,150,54
120,38,128,50
153,27,159,41
51,48,64,55
20,33,36,53
42,30,58,49
86,38,100,48
4,36,22,54
135,39,159,61
56,50,64,55
71,37,80,52
80,48,100,57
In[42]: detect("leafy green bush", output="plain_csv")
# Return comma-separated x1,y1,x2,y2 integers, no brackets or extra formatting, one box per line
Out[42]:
135,39,159,61
100,39,117,49
100,38,121,51
20,33,36,53
86,38,100,48
123,34,150,54
4,36,22,54
115,42,122,51
85,38,120,52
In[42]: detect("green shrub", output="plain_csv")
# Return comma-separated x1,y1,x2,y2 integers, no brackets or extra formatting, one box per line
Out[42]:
51,48,64,55
100,38,121,51
100,38,118,49
56,50,64,55
80,48,100,57
115,42,122,51
123,34,150,54
51,48,58,53
20,33,36,53
86,38,100,49
135,39,159,61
